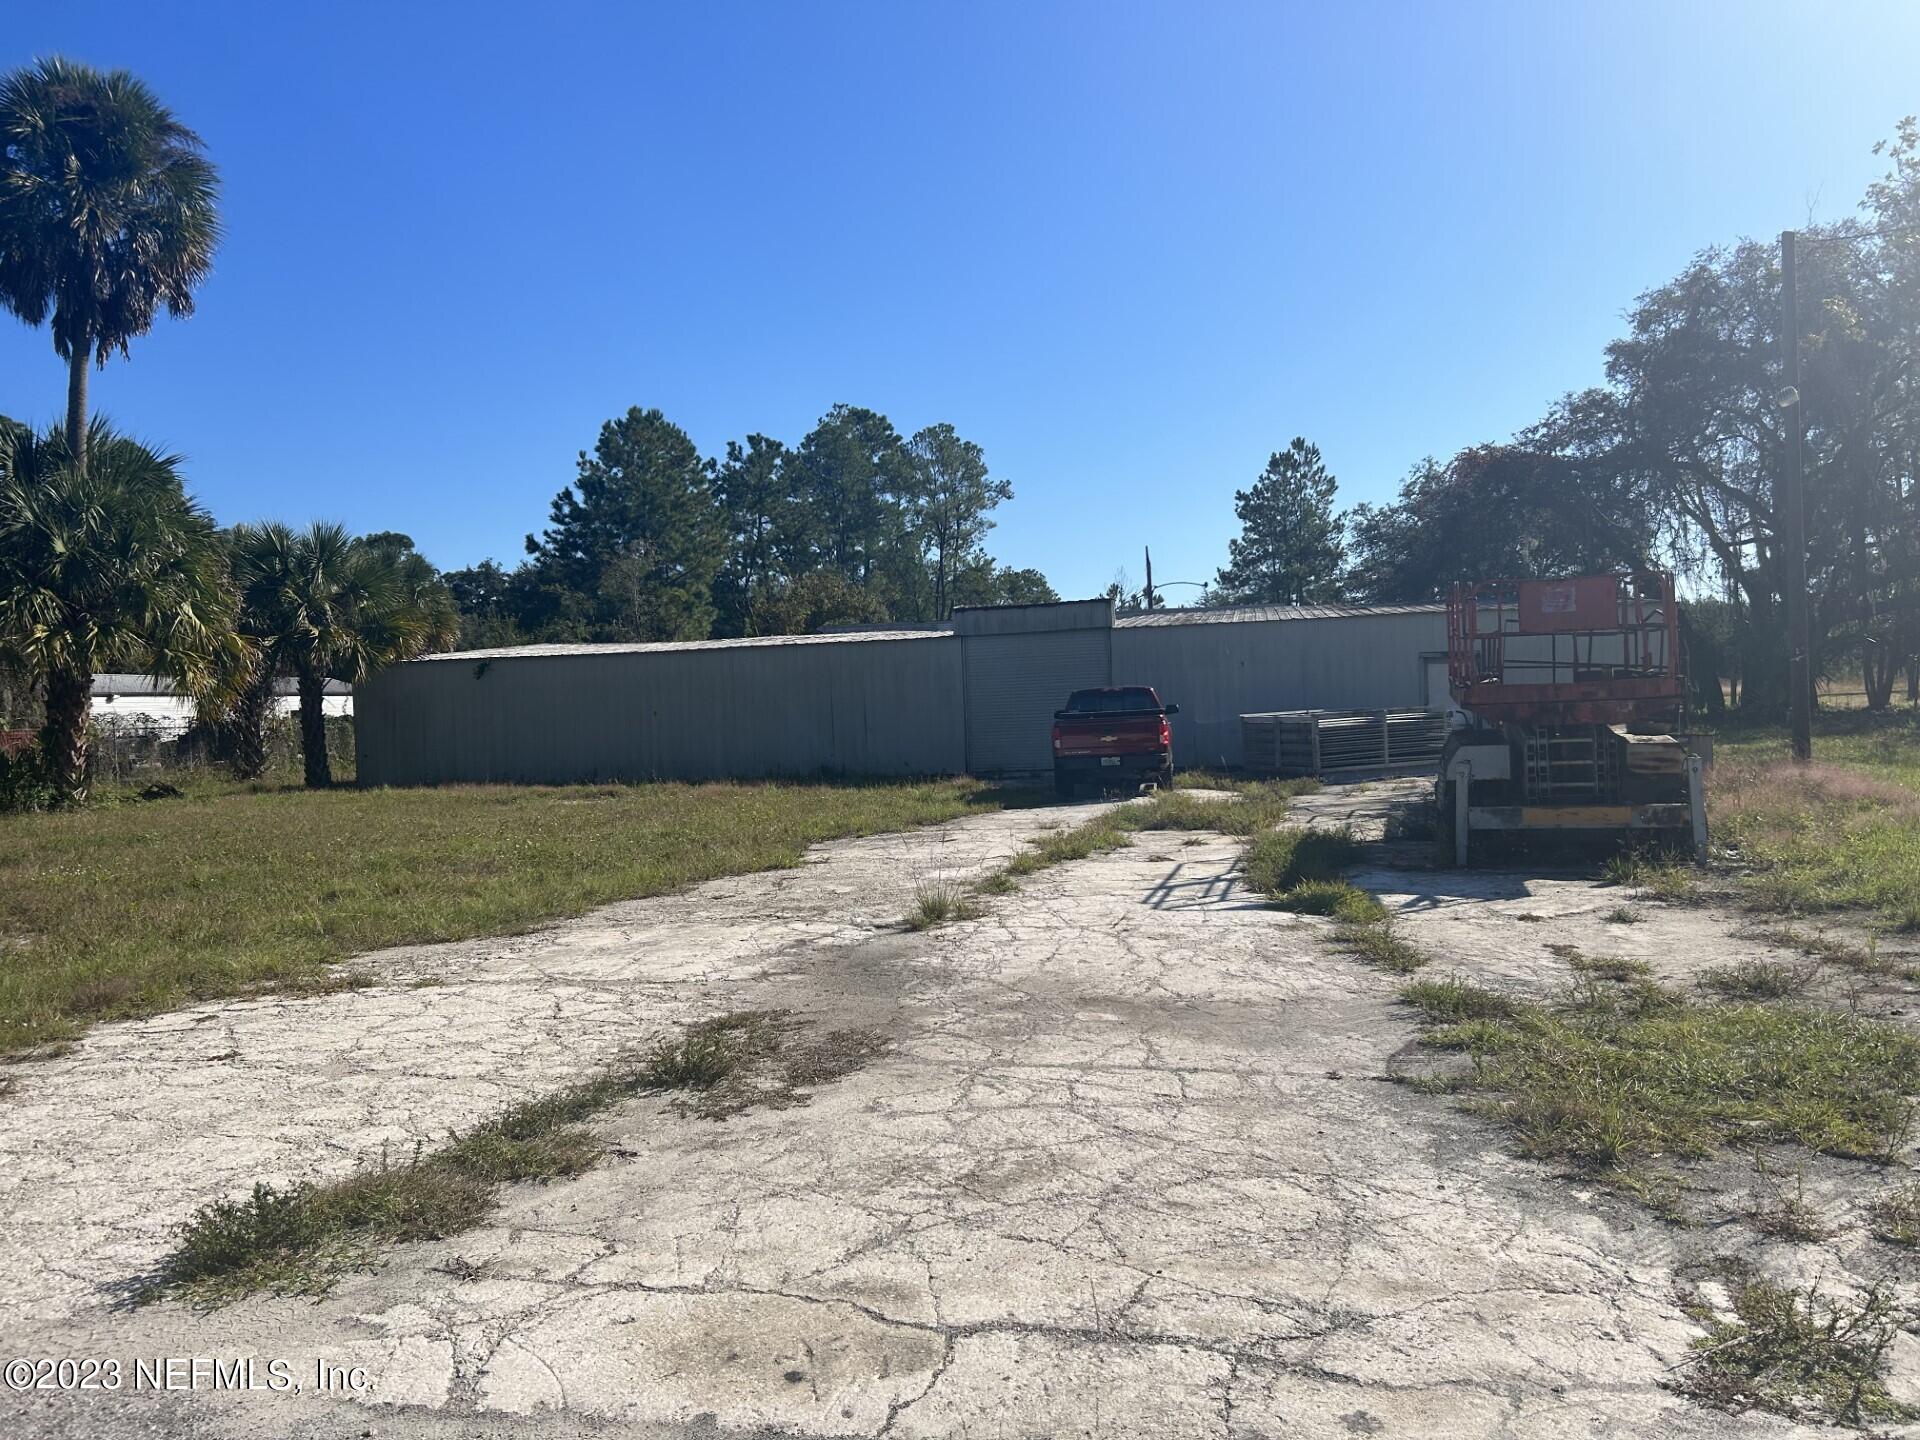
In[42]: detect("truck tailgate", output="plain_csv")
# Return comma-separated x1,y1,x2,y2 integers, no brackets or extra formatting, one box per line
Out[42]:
1053,714,1164,756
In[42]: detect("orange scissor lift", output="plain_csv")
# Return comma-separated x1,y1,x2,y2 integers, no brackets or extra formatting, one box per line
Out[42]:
1439,572,1707,865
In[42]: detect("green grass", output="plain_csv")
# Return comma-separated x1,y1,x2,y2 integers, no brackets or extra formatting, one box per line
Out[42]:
1243,825,1364,897
1698,960,1811,1001
0,775,1022,1055
1134,779,1318,836
1711,711,1920,927
1401,974,1521,1022
1273,878,1386,922
1601,851,1696,900
158,1010,884,1301
1677,1260,1917,1426
1406,980,1920,1172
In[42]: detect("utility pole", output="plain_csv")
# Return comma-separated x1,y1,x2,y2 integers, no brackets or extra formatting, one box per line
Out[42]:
1143,546,1158,610
1780,230,1812,762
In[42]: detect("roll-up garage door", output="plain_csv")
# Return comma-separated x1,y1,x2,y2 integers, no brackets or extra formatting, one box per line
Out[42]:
962,628,1112,775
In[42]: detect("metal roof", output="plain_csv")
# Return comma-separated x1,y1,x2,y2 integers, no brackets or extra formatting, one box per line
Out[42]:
1114,602,1445,627
414,603,1445,663
418,628,954,663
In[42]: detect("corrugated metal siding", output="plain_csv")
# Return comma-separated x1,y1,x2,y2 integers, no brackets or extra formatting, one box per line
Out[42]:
1112,611,1449,768
962,629,1111,775
359,602,1453,785
357,634,965,786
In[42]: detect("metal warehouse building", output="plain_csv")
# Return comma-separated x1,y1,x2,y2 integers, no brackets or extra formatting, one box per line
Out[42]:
354,598,1447,786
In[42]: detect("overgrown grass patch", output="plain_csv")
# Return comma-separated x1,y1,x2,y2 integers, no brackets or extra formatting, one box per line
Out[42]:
1712,714,1920,927
1406,984,1920,1172
1132,779,1318,837
1272,879,1386,922
158,1010,885,1302
1676,1259,1917,1426
0,776,1017,1055
1243,825,1364,898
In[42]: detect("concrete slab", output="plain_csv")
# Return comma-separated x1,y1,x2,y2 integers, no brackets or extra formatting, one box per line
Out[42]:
0,785,1885,1439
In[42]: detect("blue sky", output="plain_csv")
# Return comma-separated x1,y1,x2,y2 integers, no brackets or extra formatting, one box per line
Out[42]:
5,2,1920,601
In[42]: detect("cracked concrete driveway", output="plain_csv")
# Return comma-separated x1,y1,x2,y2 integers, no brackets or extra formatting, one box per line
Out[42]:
0,784,1864,1438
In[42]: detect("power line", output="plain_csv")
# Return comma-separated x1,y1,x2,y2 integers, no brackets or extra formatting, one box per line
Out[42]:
1796,220,1920,246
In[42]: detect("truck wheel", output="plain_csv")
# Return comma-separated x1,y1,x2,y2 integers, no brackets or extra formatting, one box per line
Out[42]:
1159,766,1175,791
1054,768,1074,800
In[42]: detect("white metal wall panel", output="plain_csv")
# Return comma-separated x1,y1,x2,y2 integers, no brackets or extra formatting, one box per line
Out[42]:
962,629,1112,775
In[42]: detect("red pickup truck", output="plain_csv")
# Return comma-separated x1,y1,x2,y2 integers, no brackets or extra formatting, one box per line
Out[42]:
1051,686,1180,797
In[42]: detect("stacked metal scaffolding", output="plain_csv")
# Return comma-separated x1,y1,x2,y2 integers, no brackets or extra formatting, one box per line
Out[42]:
1241,709,1447,778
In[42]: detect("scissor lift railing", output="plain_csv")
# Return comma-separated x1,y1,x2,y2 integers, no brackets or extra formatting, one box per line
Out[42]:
1446,571,1684,728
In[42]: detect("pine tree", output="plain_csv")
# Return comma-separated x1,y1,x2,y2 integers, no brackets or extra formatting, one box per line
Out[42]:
525,407,723,641
1213,438,1346,604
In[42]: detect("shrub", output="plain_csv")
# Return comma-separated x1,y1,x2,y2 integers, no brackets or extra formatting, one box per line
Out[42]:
0,741,60,813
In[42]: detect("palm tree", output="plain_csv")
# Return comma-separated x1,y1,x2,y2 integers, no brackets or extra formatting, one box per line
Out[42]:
0,58,220,471
0,421,240,801
228,522,456,787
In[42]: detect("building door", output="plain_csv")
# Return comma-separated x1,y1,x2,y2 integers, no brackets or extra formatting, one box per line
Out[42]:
963,629,1112,775
1423,655,1453,711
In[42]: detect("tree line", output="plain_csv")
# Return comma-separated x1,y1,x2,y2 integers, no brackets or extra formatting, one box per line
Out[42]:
0,59,460,802
445,402,1053,650
0,58,1049,804
1202,117,1920,716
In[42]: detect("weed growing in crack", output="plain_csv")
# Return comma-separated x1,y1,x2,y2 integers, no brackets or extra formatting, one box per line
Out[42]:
162,1144,495,1303
1400,974,1520,1023
1757,927,1918,985
1603,852,1696,901
640,1026,744,1090
157,1010,887,1303
1741,1158,1832,1243
1555,945,1652,984
1699,960,1814,1002
1603,905,1645,925
903,878,983,931
1675,1259,1917,1426
1331,916,1429,974
1866,1183,1920,1246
